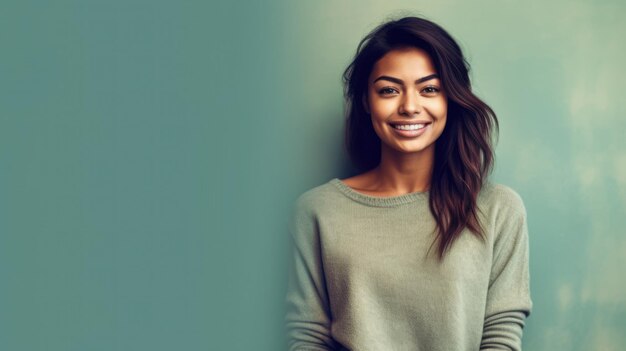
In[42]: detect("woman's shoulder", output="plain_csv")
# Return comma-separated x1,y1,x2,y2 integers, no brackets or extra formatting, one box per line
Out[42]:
479,180,527,216
291,178,340,215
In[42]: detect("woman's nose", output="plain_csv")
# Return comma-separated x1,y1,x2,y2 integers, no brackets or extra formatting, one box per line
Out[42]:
399,91,422,115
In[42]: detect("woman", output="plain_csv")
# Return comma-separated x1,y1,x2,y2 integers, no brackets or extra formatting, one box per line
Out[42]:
285,15,532,351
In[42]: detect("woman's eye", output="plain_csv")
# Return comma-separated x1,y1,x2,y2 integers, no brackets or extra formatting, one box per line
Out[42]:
422,86,440,94
378,87,398,95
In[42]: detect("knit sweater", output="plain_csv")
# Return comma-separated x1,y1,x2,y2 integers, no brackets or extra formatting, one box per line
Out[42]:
284,178,532,351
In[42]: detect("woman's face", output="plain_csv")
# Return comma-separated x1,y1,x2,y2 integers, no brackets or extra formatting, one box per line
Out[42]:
365,46,447,156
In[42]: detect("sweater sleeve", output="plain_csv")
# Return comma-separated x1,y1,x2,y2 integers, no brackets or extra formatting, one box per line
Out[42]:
480,192,533,350
284,196,339,351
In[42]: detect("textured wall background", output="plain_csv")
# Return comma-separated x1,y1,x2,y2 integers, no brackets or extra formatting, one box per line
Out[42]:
2,0,625,350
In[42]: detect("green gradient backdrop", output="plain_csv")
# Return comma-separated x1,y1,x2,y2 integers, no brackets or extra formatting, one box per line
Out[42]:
2,1,625,350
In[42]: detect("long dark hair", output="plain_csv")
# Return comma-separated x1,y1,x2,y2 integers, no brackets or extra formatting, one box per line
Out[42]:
342,15,499,260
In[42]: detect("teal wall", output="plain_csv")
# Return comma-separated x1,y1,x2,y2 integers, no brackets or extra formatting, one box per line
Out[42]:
2,0,625,350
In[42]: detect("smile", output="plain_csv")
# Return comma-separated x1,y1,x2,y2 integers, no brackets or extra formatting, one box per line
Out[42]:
389,123,431,138
391,124,427,130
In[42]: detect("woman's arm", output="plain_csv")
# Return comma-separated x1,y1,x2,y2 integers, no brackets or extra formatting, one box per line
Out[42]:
480,193,533,350
284,195,339,351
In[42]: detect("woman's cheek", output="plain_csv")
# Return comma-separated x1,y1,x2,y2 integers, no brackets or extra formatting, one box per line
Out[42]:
371,100,394,117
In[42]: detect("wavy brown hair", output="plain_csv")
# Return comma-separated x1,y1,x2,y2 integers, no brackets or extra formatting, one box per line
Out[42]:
342,15,499,260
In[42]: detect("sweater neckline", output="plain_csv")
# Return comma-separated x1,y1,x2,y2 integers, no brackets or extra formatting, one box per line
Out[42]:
330,177,429,207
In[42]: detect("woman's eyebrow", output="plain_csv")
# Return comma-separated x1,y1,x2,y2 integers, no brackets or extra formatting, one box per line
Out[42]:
373,73,439,85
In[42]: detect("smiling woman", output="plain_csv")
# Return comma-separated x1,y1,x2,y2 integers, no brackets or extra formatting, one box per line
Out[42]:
366,47,448,156
285,15,532,351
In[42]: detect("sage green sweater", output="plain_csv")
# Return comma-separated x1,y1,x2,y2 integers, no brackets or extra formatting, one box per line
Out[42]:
285,178,532,351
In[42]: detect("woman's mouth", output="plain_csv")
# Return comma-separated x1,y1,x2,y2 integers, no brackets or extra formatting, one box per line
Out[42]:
390,123,431,137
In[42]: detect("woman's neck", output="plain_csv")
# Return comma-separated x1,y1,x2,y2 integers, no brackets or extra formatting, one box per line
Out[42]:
373,145,434,193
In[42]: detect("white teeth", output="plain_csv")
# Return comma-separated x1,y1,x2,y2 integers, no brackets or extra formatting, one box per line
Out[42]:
393,124,426,130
